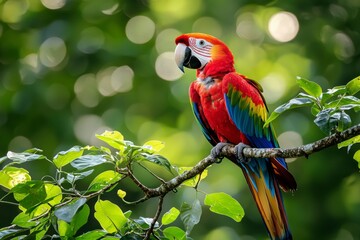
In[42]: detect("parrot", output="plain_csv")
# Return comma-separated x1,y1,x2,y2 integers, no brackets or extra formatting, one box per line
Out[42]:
174,33,297,240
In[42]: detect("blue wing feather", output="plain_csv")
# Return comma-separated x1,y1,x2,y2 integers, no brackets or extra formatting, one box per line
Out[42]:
223,77,287,168
222,74,297,192
191,100,219,146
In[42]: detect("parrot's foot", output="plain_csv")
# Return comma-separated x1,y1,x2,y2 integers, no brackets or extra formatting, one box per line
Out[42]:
210,142,230,162
234,143,251,164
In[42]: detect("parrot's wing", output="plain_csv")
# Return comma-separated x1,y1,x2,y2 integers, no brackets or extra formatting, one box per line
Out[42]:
222,73,297,191
189,82,219,146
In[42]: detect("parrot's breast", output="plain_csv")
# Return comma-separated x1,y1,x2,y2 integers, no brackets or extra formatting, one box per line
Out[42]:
193,79,247,144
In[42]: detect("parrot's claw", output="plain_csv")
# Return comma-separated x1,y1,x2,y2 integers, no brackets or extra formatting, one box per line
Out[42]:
211,142,230,162
234,143,251,164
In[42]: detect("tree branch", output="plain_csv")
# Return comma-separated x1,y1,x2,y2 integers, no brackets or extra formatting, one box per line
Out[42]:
145,123,360,198
144,195,164,240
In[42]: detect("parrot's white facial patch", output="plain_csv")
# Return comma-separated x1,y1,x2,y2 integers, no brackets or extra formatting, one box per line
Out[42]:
188,37,212,68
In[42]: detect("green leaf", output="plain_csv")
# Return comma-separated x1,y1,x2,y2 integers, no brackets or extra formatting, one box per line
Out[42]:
53,146,84,168
75,230,107,240
162,207,180,225
44,183,63,206
124,210,132,218
338,135,360,149
29,221,50,240
12,181,47,211
94,200,127,233
133,217,158,229
180,200,201,235
163,226,186,240
66,169,94,183
6,151,46,164
204,192,245,222
96,130,125,151
354,150,360,169
88,170,122,192
264,97,313,127
314,109,338,134
177,167,208,187
58,204,90,237
12,212,38,228
28,183,63,216
314,109,351,134
336,111,351,132
57,219,70,237
142,140,165,153
118,234,144,240
296,76,322,97
321,86,346,103
55,198,87,222
0,166,31,189
311,104,321,116
0,229,28,239
325,96,360,110
70,155,108,170
137,153,172,172
346,76,360,95
0,156,7,165
102,237,121,240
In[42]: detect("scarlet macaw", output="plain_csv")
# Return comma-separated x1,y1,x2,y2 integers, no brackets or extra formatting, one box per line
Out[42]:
174,33,297,240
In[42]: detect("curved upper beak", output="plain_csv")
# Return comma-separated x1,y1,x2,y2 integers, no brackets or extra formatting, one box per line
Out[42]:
174,43,191,73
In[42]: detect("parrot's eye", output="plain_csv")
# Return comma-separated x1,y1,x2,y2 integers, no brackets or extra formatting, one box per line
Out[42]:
197,39,206,47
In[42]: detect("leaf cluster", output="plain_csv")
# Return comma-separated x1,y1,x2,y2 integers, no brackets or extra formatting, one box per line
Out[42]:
266,76,360,134
0,131,244,240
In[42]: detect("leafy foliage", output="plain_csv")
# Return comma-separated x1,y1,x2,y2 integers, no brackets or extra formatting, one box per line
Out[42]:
338,135,360,169
0,131,244,239
265,76,360,134
204,192,245,222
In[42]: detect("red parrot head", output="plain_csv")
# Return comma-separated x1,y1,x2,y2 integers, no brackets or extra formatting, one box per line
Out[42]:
174,33,235,76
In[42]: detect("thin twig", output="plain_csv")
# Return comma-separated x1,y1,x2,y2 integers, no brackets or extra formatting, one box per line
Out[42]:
144,195,164,240
127,167,152,195
137,162,167,184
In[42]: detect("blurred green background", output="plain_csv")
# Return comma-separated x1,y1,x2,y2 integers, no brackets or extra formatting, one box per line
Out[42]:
1,0,360,239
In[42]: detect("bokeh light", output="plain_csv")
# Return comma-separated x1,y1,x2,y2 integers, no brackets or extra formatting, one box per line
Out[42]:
192,17,222,37
236,13,264,42
74,114,110,145
125,15,155,44
41,0,66,10
155,52,183,81
20,53,40,85
155,28,182,53
333,32,355,61
77,27,105,54
8,136,32,152
97,66,134,96
74,74,100,108
101,1,120,15
260,74,288,104
39,37,67,68
268,11,299,42
1,0,28,23
149,0,202,25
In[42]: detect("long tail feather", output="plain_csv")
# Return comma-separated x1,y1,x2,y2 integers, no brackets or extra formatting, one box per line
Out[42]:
241,159,292,240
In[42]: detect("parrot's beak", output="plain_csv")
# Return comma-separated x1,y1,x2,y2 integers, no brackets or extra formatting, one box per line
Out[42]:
174,43,190,72
174,43,202,72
